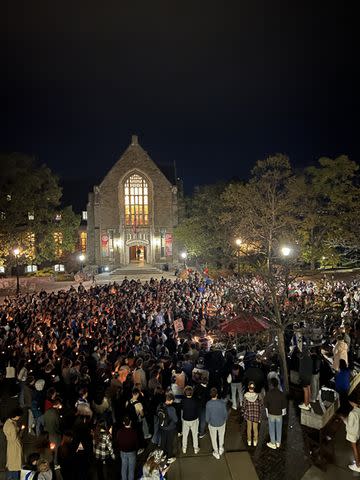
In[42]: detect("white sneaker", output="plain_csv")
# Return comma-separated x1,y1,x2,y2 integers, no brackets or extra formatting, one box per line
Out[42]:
194,448,200,454
349,464,360,472
219,448,224,455
182,448,186,454
168,457,176,464
232,406,237,410
267,442,277,450
253,440,257,447
247,440,252,446
299,403,311,410
276,443,280,448
213,452,220,459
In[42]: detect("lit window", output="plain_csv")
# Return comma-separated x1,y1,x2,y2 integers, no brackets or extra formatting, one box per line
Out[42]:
25,265,37,273
0,266,5,273
27,232,36,258
6,194,11,201
53,232,63,257
28,212,34,221
82,211,88,221
55,213,62,221
80,231,87,253
54,264,65,272
124,174,149,226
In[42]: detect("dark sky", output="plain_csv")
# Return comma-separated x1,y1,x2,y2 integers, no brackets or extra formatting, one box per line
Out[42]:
1,1,359,211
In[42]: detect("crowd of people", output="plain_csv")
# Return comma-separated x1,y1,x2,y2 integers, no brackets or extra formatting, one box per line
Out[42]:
0,272,359,478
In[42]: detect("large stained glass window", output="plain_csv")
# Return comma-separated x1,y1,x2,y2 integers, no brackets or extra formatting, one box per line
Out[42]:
124,174,149,226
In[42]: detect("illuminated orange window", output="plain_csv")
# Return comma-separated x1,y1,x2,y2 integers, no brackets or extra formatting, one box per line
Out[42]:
26,232,36,258
124,174,149,226
53,232,63,257
80,231,87,253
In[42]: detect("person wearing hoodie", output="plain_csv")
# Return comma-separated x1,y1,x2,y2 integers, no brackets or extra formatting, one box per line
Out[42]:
340,391,360,473
243,382,263,447
35,458,52,480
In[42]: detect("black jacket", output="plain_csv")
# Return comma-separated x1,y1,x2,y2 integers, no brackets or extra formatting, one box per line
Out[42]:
181,397,199,421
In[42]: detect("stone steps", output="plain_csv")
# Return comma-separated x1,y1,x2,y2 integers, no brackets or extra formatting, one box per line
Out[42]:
110,267,163,276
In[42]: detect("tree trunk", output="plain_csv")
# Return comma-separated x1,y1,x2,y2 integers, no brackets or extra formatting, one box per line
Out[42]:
277,329,289,393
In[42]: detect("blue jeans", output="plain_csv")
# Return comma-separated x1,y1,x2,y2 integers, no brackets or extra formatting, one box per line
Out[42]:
120,451,136,480
6,472,20,480
268,414,283,444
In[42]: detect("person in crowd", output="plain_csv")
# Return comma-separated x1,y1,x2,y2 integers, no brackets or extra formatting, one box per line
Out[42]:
335,359,351,414
116,416,139,480
181,386,200,454
340,391,360,472
193,379,209,439
93,422,115,480
230,363,244,410
298,347,313,410
57,432,76,480
3,407,24,480
243,359,265,395
141,449,170,480
20,452,40,480
157,392,178,463
205,387,228,460
43,397,62,454
264,377,287,449
35,459,52,480
310,348,322,402
333,334,349,372
243,381,262,447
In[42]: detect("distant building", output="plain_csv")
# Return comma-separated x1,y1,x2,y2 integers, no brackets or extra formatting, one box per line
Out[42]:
86,135,179,269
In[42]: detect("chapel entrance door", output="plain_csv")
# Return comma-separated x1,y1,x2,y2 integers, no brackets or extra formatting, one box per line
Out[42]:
129,245,147,262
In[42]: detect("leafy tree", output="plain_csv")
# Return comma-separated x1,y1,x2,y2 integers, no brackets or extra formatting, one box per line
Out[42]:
222,154,295,270
289,155,360,269
0,154,80,266
174,184,232,267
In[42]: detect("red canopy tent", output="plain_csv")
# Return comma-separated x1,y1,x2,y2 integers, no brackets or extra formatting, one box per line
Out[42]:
220,312,269,335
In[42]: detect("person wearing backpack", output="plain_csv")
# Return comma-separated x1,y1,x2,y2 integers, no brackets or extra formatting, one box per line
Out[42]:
157,392,177,463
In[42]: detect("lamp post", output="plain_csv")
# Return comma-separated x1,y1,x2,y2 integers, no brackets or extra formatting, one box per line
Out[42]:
181,252,187,268
280,246,292,297
235,238,242,274
13,248,20,295
78,254,85,272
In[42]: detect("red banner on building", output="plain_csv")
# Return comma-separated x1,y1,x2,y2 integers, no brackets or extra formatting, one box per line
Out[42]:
165,233,172,256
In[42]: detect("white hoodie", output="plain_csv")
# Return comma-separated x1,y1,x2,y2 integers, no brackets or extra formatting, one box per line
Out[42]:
244,391,258,403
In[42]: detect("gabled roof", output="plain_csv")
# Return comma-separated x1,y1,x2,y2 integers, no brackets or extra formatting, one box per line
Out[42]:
100,135,176,187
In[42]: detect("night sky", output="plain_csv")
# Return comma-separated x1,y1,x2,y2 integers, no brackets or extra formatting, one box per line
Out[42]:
1,1,358,211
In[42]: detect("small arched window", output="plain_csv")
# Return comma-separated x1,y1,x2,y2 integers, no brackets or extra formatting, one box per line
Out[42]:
124,174,149,226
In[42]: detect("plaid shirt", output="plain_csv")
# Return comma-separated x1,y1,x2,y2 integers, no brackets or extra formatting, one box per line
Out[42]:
93,432,115,460
243,396,263,423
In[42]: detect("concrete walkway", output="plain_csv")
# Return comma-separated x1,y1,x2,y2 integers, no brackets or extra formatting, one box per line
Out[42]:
168,410,259,480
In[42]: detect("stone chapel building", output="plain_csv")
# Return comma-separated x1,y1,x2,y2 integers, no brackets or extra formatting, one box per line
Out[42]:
86,135,179,269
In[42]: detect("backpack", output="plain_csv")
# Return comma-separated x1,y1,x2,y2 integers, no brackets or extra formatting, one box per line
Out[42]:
157,403,170,429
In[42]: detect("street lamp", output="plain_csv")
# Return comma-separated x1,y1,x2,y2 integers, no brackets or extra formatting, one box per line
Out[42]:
180,252,187,268
235,238,242,274
13,248,20,295
281,246,292,257
78,254,85,272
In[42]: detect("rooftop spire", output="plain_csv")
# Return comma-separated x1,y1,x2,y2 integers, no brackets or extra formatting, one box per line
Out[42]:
131,134,138,146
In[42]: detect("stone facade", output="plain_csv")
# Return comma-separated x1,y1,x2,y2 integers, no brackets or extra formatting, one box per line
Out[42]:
87,135,178,268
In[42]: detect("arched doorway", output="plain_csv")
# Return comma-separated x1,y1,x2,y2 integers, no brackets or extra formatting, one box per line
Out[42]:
129,244,147,262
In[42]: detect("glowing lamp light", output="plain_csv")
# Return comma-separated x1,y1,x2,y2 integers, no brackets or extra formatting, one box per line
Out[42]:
281,246,291,257
104,266,109,272
235,238,242,247
181,252,187,259
13,248,20,256
79,254,85,262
